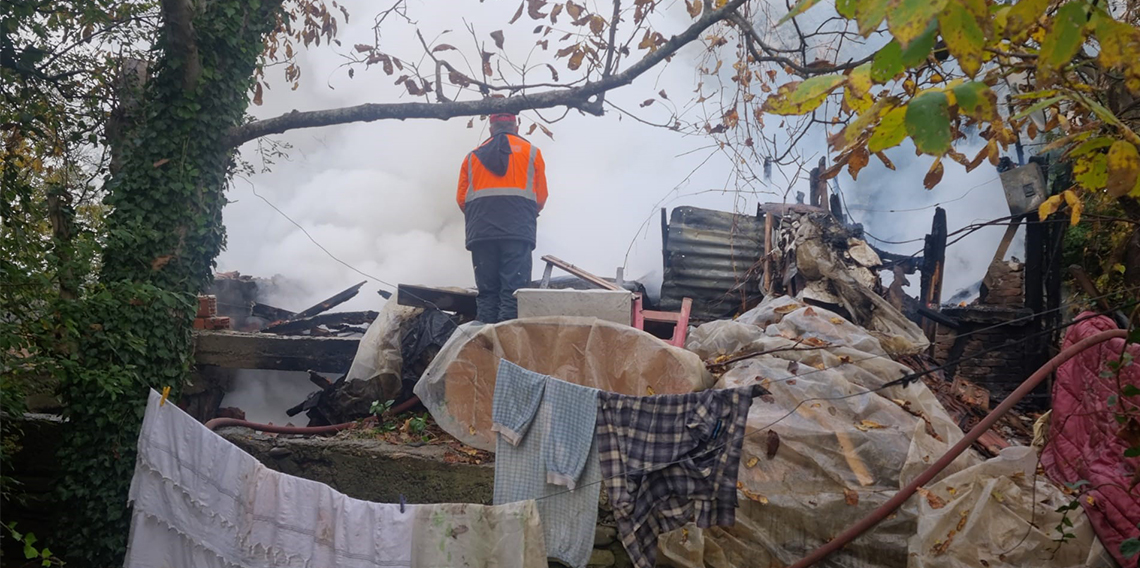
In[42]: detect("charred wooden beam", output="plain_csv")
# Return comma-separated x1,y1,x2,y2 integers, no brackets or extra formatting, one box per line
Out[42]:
192,331,359,372
293,281,366,320
262,310,379,335
397,284,478,316
251,302,295,322
920,207,947,341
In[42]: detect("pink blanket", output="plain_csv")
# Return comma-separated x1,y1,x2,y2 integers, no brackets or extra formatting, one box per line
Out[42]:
1041,313,1140,565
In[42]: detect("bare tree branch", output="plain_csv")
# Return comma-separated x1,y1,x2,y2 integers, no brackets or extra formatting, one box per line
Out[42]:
729,10,871,78
226,0,747,147
159,0,201,89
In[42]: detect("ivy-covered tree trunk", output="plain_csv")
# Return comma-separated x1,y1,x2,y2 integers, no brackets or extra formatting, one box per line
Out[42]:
57,0,284,565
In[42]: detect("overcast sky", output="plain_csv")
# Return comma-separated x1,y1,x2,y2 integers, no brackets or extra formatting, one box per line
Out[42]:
217,0,1018,313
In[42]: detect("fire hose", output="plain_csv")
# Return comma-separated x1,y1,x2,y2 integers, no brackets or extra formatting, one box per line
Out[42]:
786,328,1127,568
204,395,422,433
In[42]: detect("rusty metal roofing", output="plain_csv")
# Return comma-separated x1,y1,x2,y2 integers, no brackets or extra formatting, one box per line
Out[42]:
659,206,766,320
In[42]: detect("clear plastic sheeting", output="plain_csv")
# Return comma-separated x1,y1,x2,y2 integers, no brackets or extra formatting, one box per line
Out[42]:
909,446,1113,568
346,300,421,384
415,316,713,451
339,301,422,410
662,296,977,568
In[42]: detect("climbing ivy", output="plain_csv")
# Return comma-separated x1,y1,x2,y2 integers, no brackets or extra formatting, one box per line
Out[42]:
50,0,287,564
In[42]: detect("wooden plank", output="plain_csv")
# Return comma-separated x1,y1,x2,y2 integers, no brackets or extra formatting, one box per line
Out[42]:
989,218,1022,266
540,255,622,291
193,330,359,372
397,284,478,316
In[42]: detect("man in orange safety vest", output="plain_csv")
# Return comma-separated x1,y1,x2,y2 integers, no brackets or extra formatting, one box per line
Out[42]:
456,113,548,323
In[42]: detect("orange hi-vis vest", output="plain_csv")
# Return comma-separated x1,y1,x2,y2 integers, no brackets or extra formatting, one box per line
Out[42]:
457,134,547,211
456,134,547,248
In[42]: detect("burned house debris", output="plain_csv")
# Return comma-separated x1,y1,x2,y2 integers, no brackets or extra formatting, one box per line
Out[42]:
7,159,1138,568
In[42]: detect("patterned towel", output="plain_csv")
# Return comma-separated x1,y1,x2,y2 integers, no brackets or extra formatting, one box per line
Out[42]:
492,361,600,568
595,386,760,568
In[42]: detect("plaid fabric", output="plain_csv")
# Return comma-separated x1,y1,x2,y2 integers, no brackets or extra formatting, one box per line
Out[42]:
595,386,760,568
492,361,600,568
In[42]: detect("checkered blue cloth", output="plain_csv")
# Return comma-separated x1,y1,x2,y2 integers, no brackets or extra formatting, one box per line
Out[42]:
492,360,600,568
595,386,759,568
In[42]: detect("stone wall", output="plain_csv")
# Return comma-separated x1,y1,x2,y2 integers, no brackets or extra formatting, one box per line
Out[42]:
220,428,632,568
979,260,1025,307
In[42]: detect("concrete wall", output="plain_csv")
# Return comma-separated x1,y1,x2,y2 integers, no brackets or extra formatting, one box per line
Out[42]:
220,428,633,568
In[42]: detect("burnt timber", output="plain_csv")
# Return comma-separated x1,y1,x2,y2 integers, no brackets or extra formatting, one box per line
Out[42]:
192,330,359,372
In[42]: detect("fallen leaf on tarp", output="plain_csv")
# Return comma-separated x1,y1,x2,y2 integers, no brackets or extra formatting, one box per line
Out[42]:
931,530,956,555
468,425,476,435
646,386,656,395
844,489,859,505
917,488,947,509
775,303,802,314
956,510,968,531
787,361,800,373
766,431,780,459
855,419,887,431
812,362,827,371
737,482,769,503
746,456,759,468
830,317,846,324
839,355,852,364
803,307,817,316
803,336,829,347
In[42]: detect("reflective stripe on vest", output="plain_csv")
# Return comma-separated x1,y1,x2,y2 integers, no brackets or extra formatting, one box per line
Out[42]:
465,144,538,203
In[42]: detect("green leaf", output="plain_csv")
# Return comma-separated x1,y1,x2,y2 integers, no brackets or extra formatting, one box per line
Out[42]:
780,0,823,24
1123,384,1140,397
1068,136,1115,158
856,0,890,36
872,41,904,83
761,75,846,115
1074,152,1108,191
1004,0,1049,40
939,0,986,77
900,23,939,68
24,543,37,560
836,0,857,19
840,97,895,147
1039,2,1088,76
1122,538,1140,558
1125,447,1140,458
869,106,908,151
906,90,952,155
952,81,997,121
1012,95,1067,121
886,0,947,48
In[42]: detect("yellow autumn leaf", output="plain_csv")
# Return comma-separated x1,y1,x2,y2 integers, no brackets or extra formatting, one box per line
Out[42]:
1106,141,1140,198
746,457,759,468
647,386,656,396
1037,194,1064,220
762,75,846,116
1061,189,1082,226
847,63,873,98
855,419,888,431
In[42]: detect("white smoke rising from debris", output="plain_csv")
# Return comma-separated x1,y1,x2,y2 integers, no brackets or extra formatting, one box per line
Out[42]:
219,370,326,425
218,0,1014,312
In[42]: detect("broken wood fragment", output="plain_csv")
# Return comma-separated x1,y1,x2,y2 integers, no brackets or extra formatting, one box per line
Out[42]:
262,310,378,335
397,284,478,316
293,281,366,320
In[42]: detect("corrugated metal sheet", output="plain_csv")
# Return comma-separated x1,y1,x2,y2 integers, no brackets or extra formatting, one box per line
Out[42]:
659,206,765,320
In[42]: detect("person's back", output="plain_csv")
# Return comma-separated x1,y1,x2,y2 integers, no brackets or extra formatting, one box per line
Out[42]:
456,113,548,323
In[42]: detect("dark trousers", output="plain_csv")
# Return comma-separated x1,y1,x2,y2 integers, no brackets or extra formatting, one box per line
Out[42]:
470,240,532,324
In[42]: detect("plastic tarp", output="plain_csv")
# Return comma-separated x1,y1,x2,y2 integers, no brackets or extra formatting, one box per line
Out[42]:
662,296,1106,568
415,316,714,451
1041,313,1140,566
338,300,422,412
910,446,1114,568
